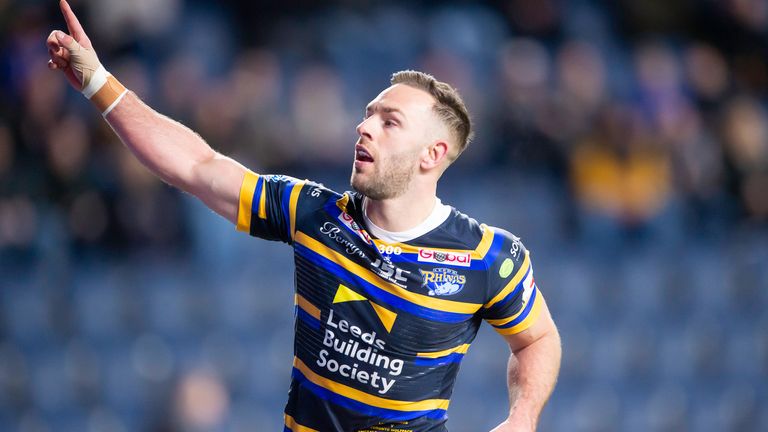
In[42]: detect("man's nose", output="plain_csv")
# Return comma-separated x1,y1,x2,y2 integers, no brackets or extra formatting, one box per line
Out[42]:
356,117,373,141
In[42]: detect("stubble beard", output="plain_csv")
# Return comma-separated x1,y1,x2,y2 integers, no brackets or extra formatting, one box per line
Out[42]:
351,151,417,200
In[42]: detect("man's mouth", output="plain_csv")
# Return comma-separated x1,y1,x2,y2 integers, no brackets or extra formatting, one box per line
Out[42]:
355,146,374,163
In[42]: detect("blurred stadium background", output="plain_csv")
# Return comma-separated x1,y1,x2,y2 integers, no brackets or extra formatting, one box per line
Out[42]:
1,0,768,430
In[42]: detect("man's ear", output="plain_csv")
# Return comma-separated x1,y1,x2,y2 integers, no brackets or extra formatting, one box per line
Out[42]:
421,141,450,170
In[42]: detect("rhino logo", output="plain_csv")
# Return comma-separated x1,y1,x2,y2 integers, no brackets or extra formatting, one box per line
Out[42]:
419,268,467,296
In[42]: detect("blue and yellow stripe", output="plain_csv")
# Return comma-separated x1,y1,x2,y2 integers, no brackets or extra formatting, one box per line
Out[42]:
414,343,470,366
284,415,319,432
489,285,542,335
236,171,306,239
278,178,305,241
237,170,264,232
295,231,481,322
237,171,290,232
295,294,322,329
483,251,531,310
292,357,449,421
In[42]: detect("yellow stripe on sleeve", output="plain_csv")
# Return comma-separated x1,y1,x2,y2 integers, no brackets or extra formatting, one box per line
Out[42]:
236,171,259,232
494,291,543,335
485,295,530,326
295,294,321,320
289,182,305,241
417,343,470,358
474,225,495,258
284,415,319,432
258,179,267,220
293,357,450,412
484,251,531,309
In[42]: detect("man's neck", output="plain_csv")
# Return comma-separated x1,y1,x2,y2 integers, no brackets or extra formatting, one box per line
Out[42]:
364,186,437,233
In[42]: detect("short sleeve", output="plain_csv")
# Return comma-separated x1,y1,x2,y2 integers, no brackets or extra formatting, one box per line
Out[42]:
236,171,312,243
479,232,542,335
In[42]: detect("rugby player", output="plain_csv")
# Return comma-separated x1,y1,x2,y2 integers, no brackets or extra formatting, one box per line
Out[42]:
46,1,561,430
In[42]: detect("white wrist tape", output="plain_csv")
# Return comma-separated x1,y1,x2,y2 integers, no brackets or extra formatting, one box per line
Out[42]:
81,65,128,116
82,64,108,99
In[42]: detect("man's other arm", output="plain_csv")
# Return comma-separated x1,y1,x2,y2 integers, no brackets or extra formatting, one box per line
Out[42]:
491,295,561,432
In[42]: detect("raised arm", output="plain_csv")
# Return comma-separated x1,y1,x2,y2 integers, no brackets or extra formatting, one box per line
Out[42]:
46,0,246,224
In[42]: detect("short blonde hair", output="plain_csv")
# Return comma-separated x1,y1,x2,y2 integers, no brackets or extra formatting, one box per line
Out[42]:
391,70,473,160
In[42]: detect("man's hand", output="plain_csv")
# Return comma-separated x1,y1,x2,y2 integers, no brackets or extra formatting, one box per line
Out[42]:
490,418,535,432
46,0,101,90
43,1,245,224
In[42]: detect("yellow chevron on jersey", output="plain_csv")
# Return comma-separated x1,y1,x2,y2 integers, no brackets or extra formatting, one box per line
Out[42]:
333,284,398,332
370,302,397,333
293,357,451,412
333,284,368,303
295,231,482,314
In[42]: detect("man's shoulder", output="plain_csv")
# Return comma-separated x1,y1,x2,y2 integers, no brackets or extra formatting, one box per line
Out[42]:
439,207,524,248
300,181,343,200
285,179,349,227
437,207,530,270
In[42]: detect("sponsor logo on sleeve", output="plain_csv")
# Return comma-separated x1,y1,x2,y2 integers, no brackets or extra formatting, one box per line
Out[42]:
510,237,523,259
419,268,467,296
417,248,472,267
499,258,515,278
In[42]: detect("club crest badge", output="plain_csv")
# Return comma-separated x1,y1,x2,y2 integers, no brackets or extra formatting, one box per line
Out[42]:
419,268,467,296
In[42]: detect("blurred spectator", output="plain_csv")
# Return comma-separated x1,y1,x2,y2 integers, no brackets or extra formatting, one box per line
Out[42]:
172,368,229,432
721,96,768,221
569,103,673,245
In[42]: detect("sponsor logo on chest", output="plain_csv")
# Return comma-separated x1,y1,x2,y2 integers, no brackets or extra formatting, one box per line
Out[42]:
319,222,368,259
417,248,472,267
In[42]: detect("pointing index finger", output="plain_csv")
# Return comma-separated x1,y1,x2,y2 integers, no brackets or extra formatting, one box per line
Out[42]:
59,0,87,43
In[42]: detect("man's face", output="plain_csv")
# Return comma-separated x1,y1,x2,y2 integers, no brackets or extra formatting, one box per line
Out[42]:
351,84,438,200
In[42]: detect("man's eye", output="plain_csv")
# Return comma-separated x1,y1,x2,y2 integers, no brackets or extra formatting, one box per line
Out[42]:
384,120,396,127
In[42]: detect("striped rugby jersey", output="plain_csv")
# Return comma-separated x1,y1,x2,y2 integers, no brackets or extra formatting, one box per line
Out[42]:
236,171,542,432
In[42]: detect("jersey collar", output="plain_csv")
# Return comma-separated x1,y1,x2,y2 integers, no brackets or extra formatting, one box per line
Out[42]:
361,196,451,243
